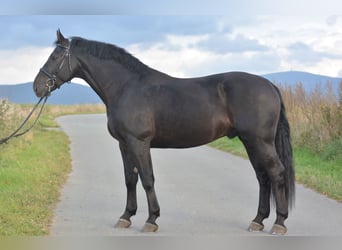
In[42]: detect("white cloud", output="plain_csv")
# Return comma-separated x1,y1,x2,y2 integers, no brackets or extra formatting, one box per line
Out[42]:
0,46,87,85
129,42,216,77
2,14,342,87
125,15,342,78
128,35,280,77
0,46,53,84
165,34,208,49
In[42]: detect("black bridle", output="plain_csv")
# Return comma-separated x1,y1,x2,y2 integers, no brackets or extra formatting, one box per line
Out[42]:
39,43,72,93
0,44,72,145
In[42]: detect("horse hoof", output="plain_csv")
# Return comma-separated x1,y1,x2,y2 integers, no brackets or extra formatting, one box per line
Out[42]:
115,218,131,228
142,222,158,233
248,221,264,232
271,224,287,235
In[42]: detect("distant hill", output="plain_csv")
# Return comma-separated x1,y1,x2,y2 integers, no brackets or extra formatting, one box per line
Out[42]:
0,82,102,104
0,71,341,104
263,71,341,95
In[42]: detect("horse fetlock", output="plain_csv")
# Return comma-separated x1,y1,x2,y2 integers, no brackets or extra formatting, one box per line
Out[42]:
276,210,288,219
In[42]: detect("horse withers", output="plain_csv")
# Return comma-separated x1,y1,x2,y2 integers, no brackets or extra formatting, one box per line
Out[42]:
33,30,295,234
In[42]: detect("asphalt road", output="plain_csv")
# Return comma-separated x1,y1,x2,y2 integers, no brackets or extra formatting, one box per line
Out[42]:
51,114,342,236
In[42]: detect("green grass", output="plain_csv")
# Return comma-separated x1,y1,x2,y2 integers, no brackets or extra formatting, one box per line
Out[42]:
209,137,342,201
294,147,342,200
209,137,247,158
0,130,71,235
0,103,105,236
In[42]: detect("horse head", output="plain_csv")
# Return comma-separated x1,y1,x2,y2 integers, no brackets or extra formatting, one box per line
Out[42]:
33,29,73,97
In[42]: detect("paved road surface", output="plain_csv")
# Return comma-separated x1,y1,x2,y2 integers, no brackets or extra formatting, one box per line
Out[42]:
51,114,342,236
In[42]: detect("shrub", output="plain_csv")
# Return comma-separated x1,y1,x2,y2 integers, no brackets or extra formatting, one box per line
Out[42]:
277,82,342,156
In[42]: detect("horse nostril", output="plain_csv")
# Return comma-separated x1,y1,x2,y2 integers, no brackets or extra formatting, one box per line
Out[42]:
33,85,41,97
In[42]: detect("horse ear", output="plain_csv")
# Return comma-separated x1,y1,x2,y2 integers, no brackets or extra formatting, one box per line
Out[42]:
56,29,68,45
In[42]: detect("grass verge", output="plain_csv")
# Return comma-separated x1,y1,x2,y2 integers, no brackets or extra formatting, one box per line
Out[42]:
0,130,70,235
0,103,105,236
209,137,342,201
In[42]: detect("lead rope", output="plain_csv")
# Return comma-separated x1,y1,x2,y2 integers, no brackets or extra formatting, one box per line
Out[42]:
0,95,49,145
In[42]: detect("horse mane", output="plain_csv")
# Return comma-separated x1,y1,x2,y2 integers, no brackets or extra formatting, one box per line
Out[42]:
70,37,151,76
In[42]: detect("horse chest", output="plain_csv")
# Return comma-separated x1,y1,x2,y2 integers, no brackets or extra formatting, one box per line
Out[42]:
107,106,154,142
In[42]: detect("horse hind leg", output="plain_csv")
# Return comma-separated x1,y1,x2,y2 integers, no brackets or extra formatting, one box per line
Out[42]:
248,168,271,232
241,138,271,232
241,136,288,235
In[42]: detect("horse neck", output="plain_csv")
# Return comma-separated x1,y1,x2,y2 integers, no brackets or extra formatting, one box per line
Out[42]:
73,52,136,105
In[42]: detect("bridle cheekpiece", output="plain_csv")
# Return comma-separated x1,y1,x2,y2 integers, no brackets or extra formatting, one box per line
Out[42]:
39,43,72,94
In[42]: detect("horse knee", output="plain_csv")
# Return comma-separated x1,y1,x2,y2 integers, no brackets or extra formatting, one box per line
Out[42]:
142,182,154,192
125,173,138,189
140,175,155,192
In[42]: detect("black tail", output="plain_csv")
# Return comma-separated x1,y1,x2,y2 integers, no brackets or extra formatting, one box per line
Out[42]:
273,85,295,209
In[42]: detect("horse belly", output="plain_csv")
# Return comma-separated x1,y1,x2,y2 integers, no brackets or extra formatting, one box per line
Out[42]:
151,113,231,149
151,135,213,149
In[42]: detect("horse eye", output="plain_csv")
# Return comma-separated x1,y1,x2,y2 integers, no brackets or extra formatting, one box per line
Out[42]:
51,53,59,61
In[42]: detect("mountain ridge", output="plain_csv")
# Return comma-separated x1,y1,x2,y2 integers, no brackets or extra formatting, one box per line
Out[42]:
263,71,341,93
0,82,102,105
0,71,341,104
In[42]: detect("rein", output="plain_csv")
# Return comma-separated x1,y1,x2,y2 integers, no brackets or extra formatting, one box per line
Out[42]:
1,44,72,145
0,95,49,145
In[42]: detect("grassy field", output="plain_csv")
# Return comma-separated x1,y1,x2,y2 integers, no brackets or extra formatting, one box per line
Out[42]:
0,102,105,236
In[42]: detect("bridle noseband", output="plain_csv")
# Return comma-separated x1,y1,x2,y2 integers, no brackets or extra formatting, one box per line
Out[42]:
39,43,72,93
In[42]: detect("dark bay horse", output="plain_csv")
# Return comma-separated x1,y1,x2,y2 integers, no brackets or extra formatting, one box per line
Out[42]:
33,30,295,234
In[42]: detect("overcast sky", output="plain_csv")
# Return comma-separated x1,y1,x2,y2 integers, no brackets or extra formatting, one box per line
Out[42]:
0,1,342,85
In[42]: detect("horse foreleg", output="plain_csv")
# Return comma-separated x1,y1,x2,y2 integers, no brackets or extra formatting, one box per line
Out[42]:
126,136,160,232
115,142,138,229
